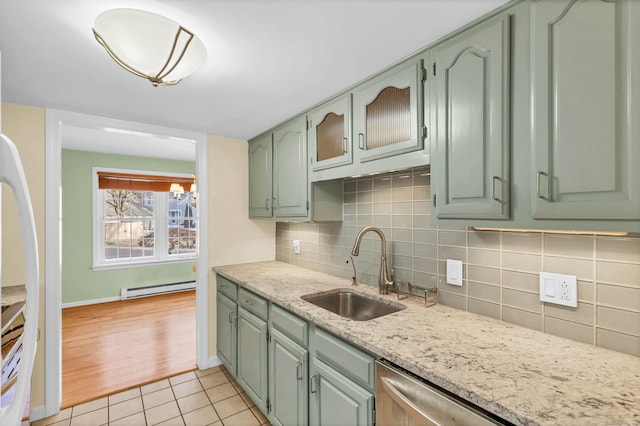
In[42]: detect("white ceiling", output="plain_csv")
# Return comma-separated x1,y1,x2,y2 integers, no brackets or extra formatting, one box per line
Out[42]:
0,0,508,159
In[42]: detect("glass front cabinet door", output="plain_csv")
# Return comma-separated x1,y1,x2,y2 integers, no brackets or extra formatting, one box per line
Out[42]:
308,95,352,172
352,58,426,163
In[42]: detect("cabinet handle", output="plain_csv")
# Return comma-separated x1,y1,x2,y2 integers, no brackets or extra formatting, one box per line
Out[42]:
358,133,365,150
228,311,234,324
342,138,348,154
492,176,502,203
296,361,303,380
244,298,254,306
536,171,550,201
272,197,277,210
310,374,318,393
264,198,269,210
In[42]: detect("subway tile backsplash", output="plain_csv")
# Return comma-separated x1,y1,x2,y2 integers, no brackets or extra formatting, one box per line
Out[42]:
275,167,640,357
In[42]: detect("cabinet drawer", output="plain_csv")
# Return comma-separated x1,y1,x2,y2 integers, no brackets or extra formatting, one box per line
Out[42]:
238,288,268,321
270,304,308,347
314,328,375,390
217,275,237,301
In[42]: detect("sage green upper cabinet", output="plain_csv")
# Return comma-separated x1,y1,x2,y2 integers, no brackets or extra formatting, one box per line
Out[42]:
309,95,352,171
531,0,640,220
248,134,273,218
273,117,309,218
432,15,511,220
353,58,426,163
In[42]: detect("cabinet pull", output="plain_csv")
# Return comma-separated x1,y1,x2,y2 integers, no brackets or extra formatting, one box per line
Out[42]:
310,374,318,393
228,311,234,324
342,137,348,154
358,133,365,150
296,361,303,380
264,198,269,210
492,176,502,203
536,171,550,201
244,298,254,306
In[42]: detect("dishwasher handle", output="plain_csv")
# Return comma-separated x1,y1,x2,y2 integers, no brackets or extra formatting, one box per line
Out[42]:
380,376,441,426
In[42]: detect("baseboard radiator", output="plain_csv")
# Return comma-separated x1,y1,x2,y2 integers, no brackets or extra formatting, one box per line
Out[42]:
120,281,196,300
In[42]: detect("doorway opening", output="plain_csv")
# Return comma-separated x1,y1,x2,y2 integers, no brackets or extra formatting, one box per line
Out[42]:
45,110,209,419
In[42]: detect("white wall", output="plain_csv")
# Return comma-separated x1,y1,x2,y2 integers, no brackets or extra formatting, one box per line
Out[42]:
207,134,274,266
207,134,275,357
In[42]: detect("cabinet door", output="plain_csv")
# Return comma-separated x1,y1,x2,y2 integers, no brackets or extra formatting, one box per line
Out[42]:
531,0,640,219
216,292,237,377
309,358,374,426
433,16,511,219
308,95,352,171
269,328,308,426
273,117,308,218
237,307,268,413
248,134,273,218
352,58,425,163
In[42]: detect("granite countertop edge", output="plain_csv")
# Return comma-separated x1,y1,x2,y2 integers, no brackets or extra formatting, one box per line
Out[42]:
213,261,640,426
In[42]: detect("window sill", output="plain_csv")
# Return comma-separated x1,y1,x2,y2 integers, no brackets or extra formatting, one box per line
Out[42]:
92,256,196,271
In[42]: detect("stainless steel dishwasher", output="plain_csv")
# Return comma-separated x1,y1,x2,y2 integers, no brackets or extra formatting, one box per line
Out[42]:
375,360,511,425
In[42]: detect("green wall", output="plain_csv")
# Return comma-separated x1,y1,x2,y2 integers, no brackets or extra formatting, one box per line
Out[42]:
62,149,196,304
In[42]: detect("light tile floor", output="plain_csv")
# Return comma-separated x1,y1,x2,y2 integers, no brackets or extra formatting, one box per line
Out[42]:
32,366,271,426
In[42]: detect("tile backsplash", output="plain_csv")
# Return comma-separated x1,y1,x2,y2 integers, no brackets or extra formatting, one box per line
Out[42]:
276,167,640,357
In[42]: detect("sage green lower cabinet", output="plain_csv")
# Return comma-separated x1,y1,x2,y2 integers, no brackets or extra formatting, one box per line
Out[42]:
216,276,238,376
309,357,374,426
237,307,269,414
268,327,308,426
216,293,237,376
309,328,375,426
215,275,376,425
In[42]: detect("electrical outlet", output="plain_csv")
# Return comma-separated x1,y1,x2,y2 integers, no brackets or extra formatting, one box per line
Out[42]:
293,240,301,254
559,281,569,300
539,272,577,307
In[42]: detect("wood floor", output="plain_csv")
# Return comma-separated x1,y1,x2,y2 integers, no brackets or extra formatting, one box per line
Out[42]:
62,291,196,409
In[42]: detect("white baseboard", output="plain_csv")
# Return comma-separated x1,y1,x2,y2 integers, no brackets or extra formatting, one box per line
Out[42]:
30,404,46,422
207,356,223,369
61,296,120,309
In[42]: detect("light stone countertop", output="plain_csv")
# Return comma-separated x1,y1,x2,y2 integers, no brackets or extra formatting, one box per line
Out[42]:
213,261,639,426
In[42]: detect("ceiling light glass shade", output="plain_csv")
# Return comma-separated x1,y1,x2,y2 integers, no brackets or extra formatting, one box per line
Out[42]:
93,8,207,87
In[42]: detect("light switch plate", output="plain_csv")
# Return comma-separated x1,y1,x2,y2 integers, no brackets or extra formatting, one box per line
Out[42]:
446,259,463,286
539,272,577,307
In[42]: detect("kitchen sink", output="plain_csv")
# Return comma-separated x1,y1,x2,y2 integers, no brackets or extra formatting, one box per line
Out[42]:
301,289,405,321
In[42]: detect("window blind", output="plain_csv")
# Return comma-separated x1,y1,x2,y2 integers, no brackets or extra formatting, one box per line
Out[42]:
97,171,194,192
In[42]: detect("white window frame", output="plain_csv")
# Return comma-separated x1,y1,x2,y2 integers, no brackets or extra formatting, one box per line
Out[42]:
92,167,198,270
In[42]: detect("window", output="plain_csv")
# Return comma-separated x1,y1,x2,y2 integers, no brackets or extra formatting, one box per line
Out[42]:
93,168,197,269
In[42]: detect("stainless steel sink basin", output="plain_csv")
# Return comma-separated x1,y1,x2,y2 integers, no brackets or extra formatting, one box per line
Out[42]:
301,289,405,321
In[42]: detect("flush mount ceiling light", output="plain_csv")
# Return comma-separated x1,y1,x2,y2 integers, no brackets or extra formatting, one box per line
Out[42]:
93,8,207,87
